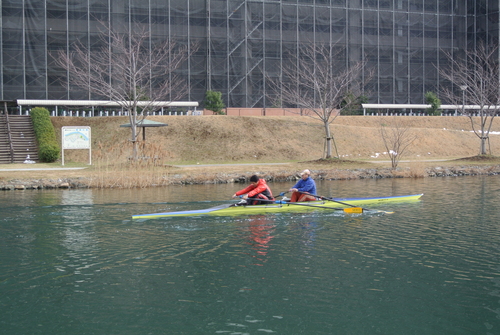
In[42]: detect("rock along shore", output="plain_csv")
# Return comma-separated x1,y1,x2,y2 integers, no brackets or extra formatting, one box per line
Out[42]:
1,164,499,190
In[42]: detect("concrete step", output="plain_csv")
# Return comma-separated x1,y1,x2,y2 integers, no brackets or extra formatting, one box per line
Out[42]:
0,115,39,164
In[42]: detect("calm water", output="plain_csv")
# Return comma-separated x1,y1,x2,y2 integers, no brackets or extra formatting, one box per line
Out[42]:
1,176,500,335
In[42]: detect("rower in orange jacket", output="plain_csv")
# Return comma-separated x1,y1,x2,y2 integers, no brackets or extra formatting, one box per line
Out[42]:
232,175,275,205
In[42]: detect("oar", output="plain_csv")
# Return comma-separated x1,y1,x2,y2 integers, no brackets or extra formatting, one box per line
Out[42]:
244,197,362,214
236,191,288,201
300,192,394,214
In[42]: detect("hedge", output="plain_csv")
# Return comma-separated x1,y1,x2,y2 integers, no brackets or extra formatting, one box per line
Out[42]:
30,107,60,162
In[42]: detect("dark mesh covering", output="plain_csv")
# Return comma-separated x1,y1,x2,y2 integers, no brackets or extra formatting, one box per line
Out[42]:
0,0,497,106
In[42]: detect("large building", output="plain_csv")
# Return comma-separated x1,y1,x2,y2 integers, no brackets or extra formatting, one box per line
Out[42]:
1,0,498,108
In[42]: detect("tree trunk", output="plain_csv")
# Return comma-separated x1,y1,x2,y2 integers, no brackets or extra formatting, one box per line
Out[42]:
480,137,487,155
324,121,332,158
130,108,138,160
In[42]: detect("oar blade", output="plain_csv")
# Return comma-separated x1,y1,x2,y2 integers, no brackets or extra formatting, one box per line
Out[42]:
343,207,363,214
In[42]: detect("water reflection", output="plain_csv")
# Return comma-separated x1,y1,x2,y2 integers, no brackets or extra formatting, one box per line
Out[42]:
60,189,97,254
297,221,319,254
2,176,500,334
239,215,277,266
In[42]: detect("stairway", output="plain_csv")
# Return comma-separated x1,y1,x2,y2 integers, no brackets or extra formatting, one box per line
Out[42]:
0,116,10,163
0,115,39,164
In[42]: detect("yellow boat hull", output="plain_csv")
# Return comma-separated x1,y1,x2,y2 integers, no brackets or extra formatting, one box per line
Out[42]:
132,193,423,219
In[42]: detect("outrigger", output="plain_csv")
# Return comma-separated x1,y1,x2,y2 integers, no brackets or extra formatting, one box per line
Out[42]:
132,193,423,219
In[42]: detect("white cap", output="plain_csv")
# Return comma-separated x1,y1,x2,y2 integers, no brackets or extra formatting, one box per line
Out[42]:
300,169,311,176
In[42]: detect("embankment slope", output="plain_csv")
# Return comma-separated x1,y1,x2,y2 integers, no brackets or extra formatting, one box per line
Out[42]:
2,115,500,189
51,115,500,163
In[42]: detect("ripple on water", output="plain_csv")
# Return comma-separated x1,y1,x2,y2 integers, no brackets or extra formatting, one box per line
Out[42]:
2,177,500,334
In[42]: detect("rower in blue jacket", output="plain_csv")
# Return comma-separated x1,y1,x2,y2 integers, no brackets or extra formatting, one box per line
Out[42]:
288,169,317,202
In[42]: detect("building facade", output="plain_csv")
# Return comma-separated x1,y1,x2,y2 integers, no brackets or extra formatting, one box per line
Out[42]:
1,0,499,108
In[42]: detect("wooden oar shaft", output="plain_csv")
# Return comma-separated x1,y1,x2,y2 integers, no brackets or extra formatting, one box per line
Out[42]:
244,197,361,213
298,191,361,208
298,192,393,214
284,202,362,213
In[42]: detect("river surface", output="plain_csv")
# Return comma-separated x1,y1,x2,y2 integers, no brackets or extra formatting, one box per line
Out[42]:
1,176,500,335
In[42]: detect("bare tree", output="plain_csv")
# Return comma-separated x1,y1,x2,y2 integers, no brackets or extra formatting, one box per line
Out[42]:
380,119,417,169
57,22,192,159
440,43,500,155
268,43,368,159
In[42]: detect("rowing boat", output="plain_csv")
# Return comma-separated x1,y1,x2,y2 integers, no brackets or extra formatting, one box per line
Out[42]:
132,193,423,219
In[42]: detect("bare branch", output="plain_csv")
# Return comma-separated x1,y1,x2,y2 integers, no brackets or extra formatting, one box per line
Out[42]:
439,42,500,155
380,119,418,169
56,22,194,159
268,43,369,158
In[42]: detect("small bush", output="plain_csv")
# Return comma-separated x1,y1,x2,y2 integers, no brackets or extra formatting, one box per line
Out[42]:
204,90,226,115
30,107,60,162
425,91,441,116
38,143,60,162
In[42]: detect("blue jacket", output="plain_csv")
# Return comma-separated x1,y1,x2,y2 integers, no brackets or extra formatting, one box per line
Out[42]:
292,177,317,195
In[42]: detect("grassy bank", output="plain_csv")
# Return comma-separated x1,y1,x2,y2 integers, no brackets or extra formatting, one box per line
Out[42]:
1,115,500,188
50,115,500,164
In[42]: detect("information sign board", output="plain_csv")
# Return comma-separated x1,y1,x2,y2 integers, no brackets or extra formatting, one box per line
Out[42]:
61,126,91,165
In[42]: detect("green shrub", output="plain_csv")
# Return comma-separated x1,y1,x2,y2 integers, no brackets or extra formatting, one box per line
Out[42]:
204,90,226,115
425,91,441,116
38,143,60,162
340,92,368,115
30,107,60,162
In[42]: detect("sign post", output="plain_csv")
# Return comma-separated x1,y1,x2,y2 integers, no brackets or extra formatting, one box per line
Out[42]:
61,126,91,166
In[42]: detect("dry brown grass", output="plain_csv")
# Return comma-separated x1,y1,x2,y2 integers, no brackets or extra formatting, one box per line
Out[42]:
50,115,500,165
88,140,177,188
405,161,427,178
2,115,500,188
